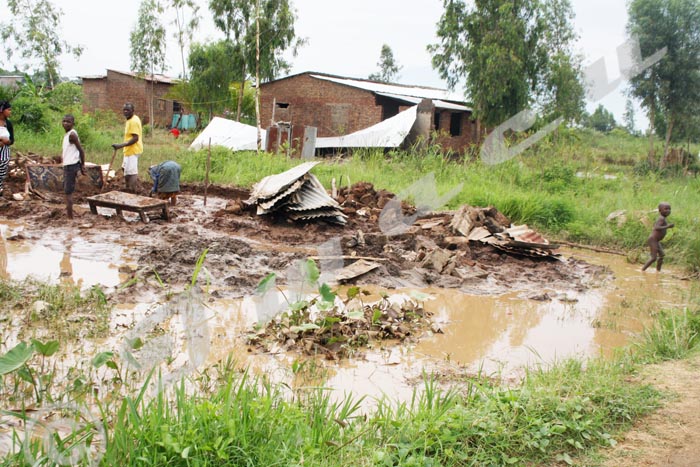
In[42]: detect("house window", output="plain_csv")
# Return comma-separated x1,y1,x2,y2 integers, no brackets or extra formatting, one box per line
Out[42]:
276,102,289,108
382,103,399,121
173,101,182,113
434,111,441,131
449,113,462,136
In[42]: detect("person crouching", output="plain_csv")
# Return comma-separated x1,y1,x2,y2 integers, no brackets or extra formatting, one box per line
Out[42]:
149,160,181,205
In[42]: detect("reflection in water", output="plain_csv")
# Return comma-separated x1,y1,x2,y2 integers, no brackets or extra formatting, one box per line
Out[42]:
0,233,7,280
60,241,75,286
0,222,126,289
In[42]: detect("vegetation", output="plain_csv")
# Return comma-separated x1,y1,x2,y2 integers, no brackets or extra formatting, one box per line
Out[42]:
207,0,305,122
0,0,83,87
584,104,618,133
168,0,201,80
627,0,700,161
1,272,698,466
429,0,585,126
130,0,167,77
368,44,403,83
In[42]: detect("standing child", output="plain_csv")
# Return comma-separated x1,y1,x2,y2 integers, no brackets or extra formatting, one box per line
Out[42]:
642,202,674,272
62,114,85,219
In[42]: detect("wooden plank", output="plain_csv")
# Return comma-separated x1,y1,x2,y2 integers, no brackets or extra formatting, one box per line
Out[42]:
86,191,170,222
334,259,381,283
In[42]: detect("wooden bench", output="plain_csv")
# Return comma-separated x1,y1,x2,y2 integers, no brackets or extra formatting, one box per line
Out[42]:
87,191,170,223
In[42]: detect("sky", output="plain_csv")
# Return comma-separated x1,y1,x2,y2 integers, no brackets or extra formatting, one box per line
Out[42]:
0,0,642,128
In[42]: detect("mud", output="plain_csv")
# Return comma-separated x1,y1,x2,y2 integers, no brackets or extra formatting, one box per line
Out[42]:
0,168,609,304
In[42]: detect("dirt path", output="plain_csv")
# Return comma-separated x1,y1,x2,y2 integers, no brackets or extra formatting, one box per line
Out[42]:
593,353,700,466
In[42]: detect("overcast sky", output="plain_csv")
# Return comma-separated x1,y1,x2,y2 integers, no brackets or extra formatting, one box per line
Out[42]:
0,0,641,128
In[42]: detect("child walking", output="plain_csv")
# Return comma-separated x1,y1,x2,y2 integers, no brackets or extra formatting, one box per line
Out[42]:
642,202,674,272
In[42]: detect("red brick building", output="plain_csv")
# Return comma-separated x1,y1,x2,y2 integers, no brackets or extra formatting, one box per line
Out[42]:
81,70,181,127
259,71,479,153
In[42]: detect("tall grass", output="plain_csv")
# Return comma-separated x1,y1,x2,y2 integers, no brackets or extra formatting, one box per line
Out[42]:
638,308,700,361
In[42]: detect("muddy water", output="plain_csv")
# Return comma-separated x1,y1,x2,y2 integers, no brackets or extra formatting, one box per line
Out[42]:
0,219,692,405
1,222,131,289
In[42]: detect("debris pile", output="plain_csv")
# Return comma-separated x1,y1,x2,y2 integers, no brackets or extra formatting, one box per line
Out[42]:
245,161,347,224
336,181,397,211
450,205,559,258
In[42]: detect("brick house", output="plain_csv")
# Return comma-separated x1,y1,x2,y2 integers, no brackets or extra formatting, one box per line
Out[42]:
259,71,479,153
81,69,181,127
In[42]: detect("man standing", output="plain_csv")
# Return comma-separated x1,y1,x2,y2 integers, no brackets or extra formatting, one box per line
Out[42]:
112,102,143,193
62,114,85,219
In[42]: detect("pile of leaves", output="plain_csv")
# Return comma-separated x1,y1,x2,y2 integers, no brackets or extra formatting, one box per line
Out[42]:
246,260,436,360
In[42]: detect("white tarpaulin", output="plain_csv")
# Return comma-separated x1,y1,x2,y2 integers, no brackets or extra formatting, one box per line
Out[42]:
316,105,417,149
189,117,266,151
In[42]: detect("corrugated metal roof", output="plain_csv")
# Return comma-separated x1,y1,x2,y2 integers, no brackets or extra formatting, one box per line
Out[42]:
246,161,319,203
311,74,466,103
316,106,417,149
374,92,472,112
81,69,179,84
246,163,346,224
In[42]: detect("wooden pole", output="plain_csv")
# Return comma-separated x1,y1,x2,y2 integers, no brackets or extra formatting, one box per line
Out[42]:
205,138,211,206
255,0,262,153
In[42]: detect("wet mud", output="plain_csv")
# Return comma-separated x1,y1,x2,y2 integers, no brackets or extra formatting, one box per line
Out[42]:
0,171,609,302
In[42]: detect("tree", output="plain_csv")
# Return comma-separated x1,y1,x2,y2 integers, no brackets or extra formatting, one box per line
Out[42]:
130,0,167,76
184,40,241,122
0,0,83,88
169,0,201,80
368,44,402,83
627,0,700,165
623,98,636,134
428,0,584,129
130,0,167,129
208,0,304,124
585,104,617,133
538,0,585,123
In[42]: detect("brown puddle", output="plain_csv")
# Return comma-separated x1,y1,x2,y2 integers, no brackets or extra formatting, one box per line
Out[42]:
0,218,693,406
1,222,131,289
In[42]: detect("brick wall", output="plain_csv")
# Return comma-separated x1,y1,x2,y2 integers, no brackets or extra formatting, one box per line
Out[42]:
433,110,480,153
260,73,480,154
260,74,382,136
82,71,175,127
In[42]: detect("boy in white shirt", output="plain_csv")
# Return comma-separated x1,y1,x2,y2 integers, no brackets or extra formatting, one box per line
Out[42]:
62,114,85,219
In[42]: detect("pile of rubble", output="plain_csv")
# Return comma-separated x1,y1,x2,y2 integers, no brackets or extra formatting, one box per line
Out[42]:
449,205,559,258
245,161,347,224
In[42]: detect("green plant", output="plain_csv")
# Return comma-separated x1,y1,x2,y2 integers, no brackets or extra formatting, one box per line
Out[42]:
638,309,699,361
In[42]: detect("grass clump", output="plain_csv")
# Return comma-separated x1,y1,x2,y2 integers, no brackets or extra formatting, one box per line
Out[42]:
638,308,700,361
0,278,110,341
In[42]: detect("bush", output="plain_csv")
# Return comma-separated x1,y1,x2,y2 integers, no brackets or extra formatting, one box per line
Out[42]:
47,82,82,112
540,163,576,193
534,198,575,229
12,96,51,133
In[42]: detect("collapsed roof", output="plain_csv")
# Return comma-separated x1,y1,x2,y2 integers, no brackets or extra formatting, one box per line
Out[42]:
190,107,421,152
245,161,347,225
189,117,266,151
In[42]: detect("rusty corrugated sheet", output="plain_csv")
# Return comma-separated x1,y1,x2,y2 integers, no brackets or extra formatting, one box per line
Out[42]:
246,161,319,203
246,163,346,224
